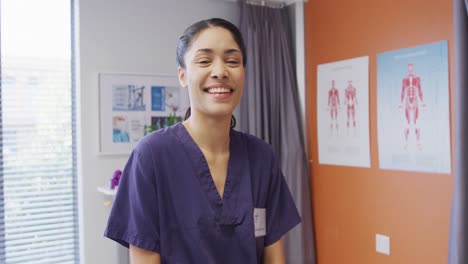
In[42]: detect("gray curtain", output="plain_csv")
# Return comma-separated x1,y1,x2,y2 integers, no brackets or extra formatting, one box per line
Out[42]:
448,0,468,263
239,2,316,263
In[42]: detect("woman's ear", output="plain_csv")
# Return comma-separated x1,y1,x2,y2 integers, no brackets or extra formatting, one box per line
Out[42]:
178,66,188,88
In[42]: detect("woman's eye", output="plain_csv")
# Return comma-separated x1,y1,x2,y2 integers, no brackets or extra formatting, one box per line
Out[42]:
227,60,240,65
196,59,211,65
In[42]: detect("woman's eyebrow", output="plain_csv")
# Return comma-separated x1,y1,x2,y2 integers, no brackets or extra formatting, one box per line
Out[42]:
195,48,213,54
225,49,241,55
195,48,241,55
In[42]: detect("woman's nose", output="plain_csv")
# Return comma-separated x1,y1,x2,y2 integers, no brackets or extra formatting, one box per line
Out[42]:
211,61,228,79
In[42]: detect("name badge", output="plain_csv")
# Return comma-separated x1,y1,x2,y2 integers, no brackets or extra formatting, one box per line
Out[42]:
254,208,266,237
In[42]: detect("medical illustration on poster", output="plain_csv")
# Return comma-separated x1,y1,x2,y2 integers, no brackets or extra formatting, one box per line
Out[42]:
317,56,371,167
99,73,189,154
377,41,451,173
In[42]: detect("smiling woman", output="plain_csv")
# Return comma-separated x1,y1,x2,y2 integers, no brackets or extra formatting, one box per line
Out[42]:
104,18,301,264
178,26,245,125
176,18,246,128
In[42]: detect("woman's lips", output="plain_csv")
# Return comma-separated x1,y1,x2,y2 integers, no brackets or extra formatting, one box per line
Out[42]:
204,87,234,100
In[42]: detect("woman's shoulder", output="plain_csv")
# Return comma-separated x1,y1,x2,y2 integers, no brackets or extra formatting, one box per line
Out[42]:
232,129,275,158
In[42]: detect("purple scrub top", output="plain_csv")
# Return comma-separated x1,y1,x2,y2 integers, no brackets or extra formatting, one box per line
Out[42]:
104,123,301,263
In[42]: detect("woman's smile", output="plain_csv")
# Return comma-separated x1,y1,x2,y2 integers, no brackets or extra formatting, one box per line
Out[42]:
204,86,235,100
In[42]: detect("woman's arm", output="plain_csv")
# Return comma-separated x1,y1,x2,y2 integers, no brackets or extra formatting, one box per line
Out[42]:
129,245,161,264
263,239,286,264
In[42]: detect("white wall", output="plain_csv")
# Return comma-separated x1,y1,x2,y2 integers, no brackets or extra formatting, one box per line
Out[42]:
77,1,239,263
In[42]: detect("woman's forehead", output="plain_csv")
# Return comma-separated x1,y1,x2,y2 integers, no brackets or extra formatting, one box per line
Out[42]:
189,27,240,52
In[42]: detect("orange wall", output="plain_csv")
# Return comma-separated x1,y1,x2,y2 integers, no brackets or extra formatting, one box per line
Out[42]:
305,1,454,263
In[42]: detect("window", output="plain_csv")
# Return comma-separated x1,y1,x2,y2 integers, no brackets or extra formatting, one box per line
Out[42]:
0,0,79,263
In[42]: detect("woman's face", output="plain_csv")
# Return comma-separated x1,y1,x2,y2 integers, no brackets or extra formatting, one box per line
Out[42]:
178,26,245,120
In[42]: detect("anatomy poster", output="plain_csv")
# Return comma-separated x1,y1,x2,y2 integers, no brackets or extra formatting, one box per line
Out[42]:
317,56,370,167
377,41,451,173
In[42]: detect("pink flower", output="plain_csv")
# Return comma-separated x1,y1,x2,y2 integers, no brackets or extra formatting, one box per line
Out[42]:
110,169,122,189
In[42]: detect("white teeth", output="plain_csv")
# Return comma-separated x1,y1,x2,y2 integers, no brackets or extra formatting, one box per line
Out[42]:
207,87,231,93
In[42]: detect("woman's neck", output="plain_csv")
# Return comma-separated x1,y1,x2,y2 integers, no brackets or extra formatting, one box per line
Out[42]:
182,112,231,154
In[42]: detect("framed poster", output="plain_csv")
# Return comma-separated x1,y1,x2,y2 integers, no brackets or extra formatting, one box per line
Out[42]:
377,41,450,173
98,73,189,154
317,56,371,167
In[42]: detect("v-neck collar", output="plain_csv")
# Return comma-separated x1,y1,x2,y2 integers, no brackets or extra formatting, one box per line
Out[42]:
174,122,242,219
